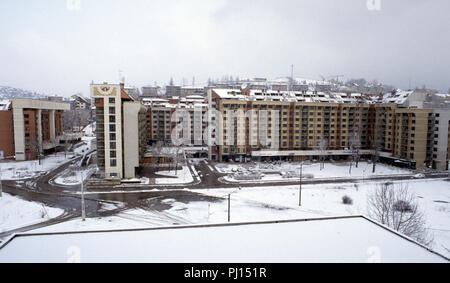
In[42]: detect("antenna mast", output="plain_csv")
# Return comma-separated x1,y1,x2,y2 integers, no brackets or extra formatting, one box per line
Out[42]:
290,64,294,92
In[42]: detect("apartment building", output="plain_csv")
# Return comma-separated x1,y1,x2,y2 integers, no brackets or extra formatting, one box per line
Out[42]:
208,88,450,169
0,99,70,160
431,110,450,170
91,83,148,180
143,96,208,147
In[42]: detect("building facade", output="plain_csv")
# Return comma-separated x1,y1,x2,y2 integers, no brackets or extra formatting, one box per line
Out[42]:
207,89,450,169
91,83,148,180
0,99,70,160
143,96,208,147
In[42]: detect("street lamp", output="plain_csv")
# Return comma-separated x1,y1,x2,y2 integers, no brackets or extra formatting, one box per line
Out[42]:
0,164,3,198
299,162,303,207
227,187,242,223
71,165,96,222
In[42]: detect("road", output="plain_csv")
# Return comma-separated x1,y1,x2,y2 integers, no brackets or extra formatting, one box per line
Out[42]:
1,158,448,239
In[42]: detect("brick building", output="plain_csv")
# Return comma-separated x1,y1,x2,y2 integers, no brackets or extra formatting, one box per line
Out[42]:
0,99,70,160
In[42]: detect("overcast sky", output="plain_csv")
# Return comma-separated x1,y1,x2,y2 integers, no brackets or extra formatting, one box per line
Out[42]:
0,0,449,96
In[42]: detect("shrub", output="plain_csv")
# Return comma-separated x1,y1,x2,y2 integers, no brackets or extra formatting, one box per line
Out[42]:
342,195,353,205
393,200,413,213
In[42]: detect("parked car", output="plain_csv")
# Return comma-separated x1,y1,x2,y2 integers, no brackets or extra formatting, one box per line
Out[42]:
413,173,426,179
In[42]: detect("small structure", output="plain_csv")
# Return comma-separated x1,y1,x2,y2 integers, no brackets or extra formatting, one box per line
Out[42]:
0,216,447,263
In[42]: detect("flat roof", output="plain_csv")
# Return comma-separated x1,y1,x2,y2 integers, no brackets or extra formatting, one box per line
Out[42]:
0,216,447,263
12,98,70,111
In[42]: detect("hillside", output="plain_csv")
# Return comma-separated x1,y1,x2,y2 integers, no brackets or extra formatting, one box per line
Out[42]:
0,86,47,100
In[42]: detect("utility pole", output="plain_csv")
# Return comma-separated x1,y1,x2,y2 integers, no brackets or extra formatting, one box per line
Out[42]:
299,163,302,206
290,64,294,92
0,165,3,198
80,172,86,221
228,194,231,222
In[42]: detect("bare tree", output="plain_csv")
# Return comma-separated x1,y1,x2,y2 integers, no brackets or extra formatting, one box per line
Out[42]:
173,147,185,176
367,182,433,246
318,138,328,171
28,138,42,165
152,141,164,167
349,130,361,173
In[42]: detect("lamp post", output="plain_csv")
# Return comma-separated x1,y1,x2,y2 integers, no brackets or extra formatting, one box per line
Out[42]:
228,194,231,222
0,165,3,198
299,162,303,207
79,170,86,222
227,187,242,223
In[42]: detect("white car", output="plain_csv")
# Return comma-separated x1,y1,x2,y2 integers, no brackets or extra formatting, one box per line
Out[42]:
413,173,425,179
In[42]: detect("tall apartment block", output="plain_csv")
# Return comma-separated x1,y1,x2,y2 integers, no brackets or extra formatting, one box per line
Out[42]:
208,89,450,170
91,83,148,180
0,99,70,160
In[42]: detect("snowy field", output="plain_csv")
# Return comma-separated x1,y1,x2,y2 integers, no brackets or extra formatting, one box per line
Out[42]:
0,193,64,233
217,161,415,182
0,153,75,181
188,179,450,258
29,178,450,258
154,166,194,185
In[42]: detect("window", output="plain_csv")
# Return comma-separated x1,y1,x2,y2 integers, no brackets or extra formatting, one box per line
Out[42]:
110,133,116,141
110,159,117,167
109,116,116,123
110,151,117,158
109,98,115,104
109,107,116,114
110,142,116,149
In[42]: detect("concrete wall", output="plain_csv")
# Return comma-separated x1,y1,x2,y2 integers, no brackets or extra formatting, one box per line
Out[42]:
123,102,148,179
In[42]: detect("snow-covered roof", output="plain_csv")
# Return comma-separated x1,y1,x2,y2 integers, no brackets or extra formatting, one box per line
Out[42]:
0,100,11,110
382,90,414,105
0,216,446,263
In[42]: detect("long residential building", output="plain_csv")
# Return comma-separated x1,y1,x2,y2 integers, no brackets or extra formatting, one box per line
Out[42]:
208,89,450,170
0,98,70,160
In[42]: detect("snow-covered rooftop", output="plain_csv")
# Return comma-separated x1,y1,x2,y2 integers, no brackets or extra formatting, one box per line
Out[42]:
212,89,376,104
0,100,11,110
0,216,447,263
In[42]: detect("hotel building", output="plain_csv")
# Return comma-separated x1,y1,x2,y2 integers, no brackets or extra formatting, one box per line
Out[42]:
91,83,148,180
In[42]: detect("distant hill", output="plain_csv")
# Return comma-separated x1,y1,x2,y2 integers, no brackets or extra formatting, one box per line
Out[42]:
0,86,48,100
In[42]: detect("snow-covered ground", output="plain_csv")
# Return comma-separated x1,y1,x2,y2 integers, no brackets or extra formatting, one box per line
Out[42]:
53,165,97,186
0,193,64,233
217,161,415,183
0,153,75,181
33,178,450,258
82,123,95,137
187,179,450,258
154,166,194,185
